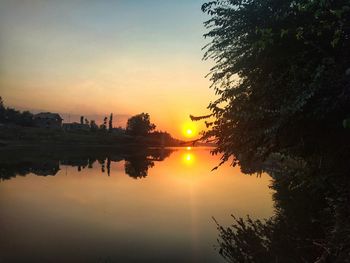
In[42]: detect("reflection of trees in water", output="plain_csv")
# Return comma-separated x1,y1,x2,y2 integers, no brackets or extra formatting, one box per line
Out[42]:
0,148,174,181
124,157,154,179
0,160,60,180
124,148,173,179
216,157,350,262
30,161,60,176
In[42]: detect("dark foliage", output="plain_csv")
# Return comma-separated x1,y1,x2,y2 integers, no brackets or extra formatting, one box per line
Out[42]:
200,0,350,168
200,2,350,261
100,116,108,131
126,113,156,136
215,154,350,262
108,113,113,132
0,97,34,127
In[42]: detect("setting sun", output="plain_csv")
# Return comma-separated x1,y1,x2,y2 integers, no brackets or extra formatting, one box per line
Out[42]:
0,0,343,262
182,122,197,138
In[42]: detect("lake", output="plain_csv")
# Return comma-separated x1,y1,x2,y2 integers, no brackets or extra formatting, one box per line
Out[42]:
0,147,273,262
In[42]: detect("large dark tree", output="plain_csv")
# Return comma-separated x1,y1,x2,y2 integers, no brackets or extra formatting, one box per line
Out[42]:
198,0,350,169
126,113,156,136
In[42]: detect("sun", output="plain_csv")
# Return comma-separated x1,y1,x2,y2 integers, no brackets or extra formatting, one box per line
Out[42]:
182,122,197,138
186,129,193,135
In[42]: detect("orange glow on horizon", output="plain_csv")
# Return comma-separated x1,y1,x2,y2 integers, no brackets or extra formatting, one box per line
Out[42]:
0,1,217,141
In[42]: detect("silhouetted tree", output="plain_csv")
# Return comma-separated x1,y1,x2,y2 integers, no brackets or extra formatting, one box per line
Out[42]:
84,118,89,125
198,0,350,168
90,120,98,132
0,97,6,123
19,111,34,126
126,113,156,136
0,97,34,126
100,117,108,131
80,116,84,124
108,113,113,132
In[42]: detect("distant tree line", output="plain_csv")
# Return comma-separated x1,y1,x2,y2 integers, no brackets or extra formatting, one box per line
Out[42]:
126,113,156,136
77,112,156,135
0,96,180,145
0,97,35,126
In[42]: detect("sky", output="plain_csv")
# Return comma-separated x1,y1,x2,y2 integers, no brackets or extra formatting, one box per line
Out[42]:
0,0,215,139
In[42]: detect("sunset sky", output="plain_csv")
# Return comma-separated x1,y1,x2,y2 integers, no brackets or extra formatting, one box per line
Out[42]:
0,0,215,139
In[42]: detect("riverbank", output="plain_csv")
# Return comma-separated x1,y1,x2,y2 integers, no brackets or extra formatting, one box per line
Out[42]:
0,125,186,148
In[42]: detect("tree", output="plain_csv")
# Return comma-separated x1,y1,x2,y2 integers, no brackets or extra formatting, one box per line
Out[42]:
198,0,350,169
19,111,34,126
0,97,5,123
215,153,350,262
126,113,156,136
90,120,98,132
80,116,84,124
108,113,113,132
100,117,107,131
0,97,34,126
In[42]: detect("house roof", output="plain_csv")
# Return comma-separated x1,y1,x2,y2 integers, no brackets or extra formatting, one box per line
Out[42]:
34,112,63,120
62,122,89,127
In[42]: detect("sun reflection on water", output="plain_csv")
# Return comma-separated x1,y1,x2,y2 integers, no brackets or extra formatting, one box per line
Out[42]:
183,148,195,165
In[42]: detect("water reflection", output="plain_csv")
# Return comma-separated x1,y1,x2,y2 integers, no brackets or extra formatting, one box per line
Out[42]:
0,147,173,181
0,147,273,263
1,146,348,262
216,155,350,262
183,152,195,165
124,154,155,179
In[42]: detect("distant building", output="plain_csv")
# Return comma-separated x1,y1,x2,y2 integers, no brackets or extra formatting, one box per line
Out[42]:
62,122,90,131
34,112,63,129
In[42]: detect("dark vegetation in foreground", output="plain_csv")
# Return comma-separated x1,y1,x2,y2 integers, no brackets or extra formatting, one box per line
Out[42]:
215,153,350,262
199,0,350,262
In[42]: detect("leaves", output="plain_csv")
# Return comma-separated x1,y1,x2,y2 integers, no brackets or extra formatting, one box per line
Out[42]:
200,0,350,169
126,113,156,136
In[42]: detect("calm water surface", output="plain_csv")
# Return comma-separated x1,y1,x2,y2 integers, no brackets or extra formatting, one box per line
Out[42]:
0,147,273,262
